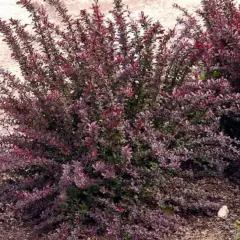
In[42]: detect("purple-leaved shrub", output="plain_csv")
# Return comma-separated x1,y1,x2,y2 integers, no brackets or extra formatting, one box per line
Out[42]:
0,0,239,239
174,0,240,180
174,0,240,92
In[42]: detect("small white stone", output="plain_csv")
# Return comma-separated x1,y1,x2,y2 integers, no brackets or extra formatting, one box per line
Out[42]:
217,205,229,219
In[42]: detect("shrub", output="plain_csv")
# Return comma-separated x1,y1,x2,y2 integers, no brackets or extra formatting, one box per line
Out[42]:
0,0,239,239
174,0,240,92
174,0,240,181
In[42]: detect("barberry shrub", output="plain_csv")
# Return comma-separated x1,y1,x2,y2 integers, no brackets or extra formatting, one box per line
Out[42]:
0,0,239,239
174,0,240,180
174,0,240,92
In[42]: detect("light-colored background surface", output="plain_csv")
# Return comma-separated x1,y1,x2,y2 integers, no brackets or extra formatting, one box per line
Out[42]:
0,0,201,75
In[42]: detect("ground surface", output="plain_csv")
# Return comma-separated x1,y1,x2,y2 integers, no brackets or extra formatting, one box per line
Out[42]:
1,173,239,240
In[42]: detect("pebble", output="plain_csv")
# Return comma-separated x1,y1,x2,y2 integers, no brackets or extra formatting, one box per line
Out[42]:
217,205,229,219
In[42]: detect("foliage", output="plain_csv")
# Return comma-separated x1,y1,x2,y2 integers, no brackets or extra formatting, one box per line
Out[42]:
0,0,239,239
174,0,240,92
